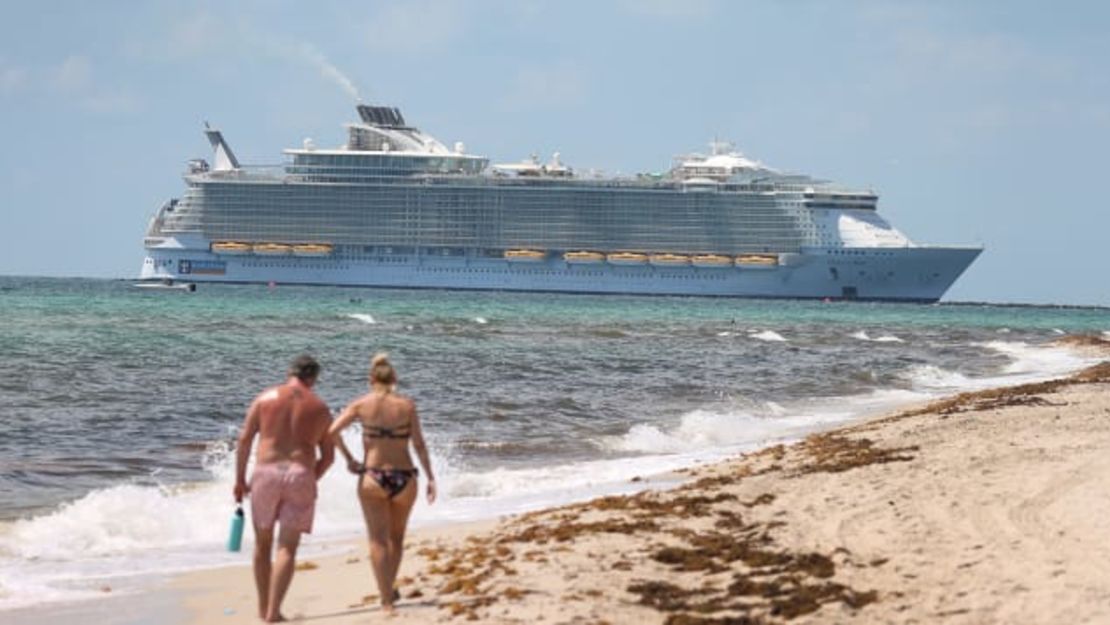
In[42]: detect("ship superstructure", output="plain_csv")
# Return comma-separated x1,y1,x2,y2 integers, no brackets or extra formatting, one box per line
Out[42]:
140,104,980,301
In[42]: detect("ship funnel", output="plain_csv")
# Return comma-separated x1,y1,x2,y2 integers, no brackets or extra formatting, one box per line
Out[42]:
204,125,241,171
356,104,406,127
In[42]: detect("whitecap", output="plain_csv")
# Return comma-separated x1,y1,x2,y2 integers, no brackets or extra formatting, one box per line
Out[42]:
749,330,787,342
345,313,376,325
900,364,973,390
852,330,903,343
602,406,851,455
473,317,488,325
977,340,1093,378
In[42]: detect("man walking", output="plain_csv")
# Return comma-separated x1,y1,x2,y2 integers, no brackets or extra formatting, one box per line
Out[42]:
234,355,335,623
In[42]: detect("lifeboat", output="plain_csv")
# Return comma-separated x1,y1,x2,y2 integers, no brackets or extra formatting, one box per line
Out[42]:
606,252,649,265
736,254,779,267
564,251,605,264
691,254,733,268
292,243,334,257
211,241,252,255
253,243,293,256
649,253,690,266
504,249,546,262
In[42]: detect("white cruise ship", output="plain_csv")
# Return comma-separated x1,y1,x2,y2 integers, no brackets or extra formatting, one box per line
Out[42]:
139,103,981,301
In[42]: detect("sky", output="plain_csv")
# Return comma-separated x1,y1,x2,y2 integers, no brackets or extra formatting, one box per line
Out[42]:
1,0,1108,305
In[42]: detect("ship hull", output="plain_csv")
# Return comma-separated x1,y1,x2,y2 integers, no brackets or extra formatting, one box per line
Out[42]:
140,241,980,302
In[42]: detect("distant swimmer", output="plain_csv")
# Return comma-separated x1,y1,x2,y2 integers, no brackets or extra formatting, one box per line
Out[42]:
234,355,335,623
329,353,436,616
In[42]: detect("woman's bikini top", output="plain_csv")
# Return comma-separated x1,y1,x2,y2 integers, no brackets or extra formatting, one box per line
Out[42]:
362,398,411,441
360,391,412,442
362,422,411,441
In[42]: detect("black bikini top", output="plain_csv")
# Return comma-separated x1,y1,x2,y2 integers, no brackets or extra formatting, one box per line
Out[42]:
361,392,411,440
362,422,411,440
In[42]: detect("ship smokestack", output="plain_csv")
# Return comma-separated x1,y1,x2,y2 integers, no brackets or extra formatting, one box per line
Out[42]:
356,104,406,127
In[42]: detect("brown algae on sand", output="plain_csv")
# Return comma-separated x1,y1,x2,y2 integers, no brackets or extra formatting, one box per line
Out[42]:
895,360,1110,419
411,363,1106,622
415,430,920,622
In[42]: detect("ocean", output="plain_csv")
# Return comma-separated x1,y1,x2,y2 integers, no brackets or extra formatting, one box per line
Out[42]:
1,276,1108,609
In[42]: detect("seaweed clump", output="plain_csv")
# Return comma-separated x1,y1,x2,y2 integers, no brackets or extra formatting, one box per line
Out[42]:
795,434,918,475
896,360,1110,419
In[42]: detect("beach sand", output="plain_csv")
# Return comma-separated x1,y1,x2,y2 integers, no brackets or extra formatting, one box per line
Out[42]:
152,349,1110,623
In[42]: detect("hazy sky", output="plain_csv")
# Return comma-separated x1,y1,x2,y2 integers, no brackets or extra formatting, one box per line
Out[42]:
1,1,1108,304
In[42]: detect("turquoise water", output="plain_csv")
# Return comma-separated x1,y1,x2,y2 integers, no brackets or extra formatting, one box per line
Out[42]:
0,276,1108,608
1,276,1108,518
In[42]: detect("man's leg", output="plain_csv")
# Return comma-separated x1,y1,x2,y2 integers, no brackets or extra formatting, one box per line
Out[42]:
265,523,302,623
253,525,274,620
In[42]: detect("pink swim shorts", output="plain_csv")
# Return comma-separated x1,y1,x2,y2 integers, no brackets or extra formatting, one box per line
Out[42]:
250,462,317,533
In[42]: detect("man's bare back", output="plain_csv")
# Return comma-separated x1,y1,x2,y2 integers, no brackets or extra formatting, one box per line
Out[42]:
251,380,332,471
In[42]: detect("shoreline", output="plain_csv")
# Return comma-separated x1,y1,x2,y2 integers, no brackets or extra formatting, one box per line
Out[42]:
168,356,1110,624
6,348,1110,623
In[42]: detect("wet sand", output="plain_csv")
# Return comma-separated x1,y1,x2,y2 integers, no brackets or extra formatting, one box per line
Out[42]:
167,352,1110,624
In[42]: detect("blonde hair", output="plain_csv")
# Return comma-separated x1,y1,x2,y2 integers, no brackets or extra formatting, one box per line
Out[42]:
370,352,397,386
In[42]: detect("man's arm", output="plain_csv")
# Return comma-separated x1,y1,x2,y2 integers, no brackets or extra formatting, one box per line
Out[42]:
233,399,261,502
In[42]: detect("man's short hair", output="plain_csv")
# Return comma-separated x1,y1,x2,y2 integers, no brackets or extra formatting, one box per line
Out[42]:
289,354,321,382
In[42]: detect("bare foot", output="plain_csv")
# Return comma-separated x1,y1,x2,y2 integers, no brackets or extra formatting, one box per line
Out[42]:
264,612,287,622
381,602,396,617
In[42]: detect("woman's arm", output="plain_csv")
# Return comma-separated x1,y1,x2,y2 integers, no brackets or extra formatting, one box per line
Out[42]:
328,400,363,474
408,400,437,504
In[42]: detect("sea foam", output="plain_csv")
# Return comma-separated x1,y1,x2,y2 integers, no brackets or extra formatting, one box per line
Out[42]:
900,364,974,390
978,340,1093,379
851,330,904,343
749,330,787,342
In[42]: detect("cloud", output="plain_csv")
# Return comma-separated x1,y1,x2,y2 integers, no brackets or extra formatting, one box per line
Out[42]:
0,58,28,93
168,11,224,57
848,4,1094,137
500,62,586,112
123,9,363,103
80,90,142,114
41,55,142,114
51,55,93,92
859,6,1078,84
365,0,465,52
618,0,718,18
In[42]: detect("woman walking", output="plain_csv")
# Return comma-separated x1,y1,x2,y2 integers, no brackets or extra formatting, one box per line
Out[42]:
330,354,436,614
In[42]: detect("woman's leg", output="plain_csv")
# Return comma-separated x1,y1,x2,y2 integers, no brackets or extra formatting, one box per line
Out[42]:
358,476,396,612
384,479,418,598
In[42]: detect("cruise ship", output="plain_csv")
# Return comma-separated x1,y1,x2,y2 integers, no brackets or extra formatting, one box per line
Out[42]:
139,103,981,301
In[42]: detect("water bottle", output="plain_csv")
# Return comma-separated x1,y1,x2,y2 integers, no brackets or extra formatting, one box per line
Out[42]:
227,505,245,552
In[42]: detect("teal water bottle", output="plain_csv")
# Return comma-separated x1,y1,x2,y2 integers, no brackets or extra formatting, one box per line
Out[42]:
227,505,244,552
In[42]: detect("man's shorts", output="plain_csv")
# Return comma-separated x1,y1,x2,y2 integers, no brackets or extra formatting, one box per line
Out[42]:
250,462,317,534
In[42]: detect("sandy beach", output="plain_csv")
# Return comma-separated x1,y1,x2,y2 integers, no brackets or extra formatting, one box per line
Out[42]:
157,343,1110,624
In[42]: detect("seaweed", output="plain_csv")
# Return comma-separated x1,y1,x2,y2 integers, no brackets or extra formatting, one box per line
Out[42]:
795,434,918,475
